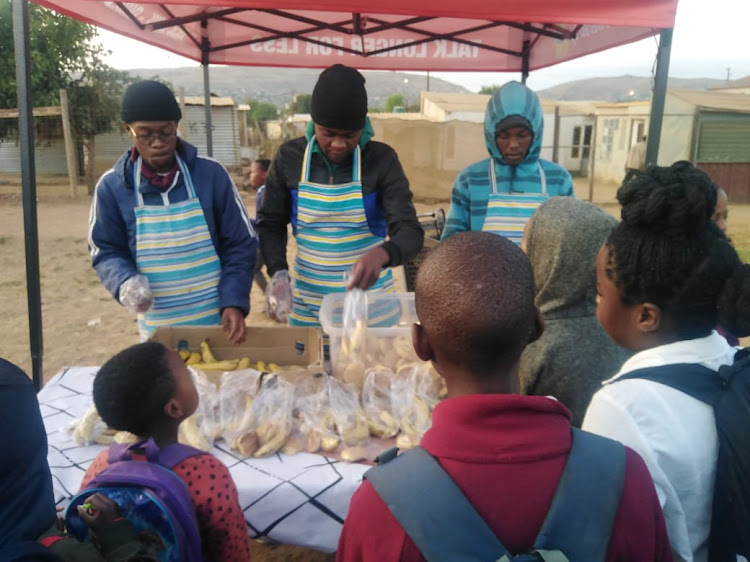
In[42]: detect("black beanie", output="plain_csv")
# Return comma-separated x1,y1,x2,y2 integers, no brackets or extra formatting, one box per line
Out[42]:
495,115,532,135
311,65,367,130
120,80,181,123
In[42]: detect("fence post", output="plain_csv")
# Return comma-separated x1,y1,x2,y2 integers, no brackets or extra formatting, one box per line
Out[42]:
59,89,78,197
587,118,598,202
552,105,560,163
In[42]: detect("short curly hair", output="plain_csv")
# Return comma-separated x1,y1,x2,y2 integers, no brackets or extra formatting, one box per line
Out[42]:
93,342,176,436
415,231,537,376
605,161,749,339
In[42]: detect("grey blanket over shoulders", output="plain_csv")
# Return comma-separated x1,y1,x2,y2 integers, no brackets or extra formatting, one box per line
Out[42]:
519,197,632,427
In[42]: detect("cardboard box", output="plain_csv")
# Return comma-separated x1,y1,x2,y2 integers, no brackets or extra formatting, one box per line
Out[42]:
150,325,323,379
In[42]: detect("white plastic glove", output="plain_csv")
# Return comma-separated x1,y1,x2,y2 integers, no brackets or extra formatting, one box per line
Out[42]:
265,270,292,323
118,275,153,314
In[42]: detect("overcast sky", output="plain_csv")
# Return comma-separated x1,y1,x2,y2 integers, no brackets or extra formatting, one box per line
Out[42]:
98,0,750,92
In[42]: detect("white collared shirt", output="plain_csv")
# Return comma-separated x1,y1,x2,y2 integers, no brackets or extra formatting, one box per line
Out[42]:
582,331,738,562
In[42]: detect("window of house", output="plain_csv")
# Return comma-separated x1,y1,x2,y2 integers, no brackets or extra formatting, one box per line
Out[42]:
582,125,593,160
571,126,581,158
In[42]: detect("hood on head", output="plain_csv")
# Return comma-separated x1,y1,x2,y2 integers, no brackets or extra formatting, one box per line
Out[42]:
525,197,617,318
484,81,543,165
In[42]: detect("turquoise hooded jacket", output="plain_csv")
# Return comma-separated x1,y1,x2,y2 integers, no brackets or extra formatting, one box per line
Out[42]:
442,81,574,238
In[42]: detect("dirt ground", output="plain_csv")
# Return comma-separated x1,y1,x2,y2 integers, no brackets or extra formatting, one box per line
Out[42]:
1,173,748,559
1,173,748,380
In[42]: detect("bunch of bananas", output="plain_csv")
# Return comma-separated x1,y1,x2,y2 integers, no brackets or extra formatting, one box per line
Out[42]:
175,340,283,372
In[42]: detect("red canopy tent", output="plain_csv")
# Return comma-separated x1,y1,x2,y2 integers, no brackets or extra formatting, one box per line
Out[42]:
12,0,679,388
33,1,676,71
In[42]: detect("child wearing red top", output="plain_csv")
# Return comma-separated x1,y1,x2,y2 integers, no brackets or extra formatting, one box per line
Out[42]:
81,342,251,562
337,231,672,561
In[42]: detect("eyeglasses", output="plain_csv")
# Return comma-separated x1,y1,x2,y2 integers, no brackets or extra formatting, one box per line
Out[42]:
129,129,177,144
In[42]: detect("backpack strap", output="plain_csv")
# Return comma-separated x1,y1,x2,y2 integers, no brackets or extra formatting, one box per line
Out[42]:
616,363,725,406
365,446,510,562
107,438,205,469
533,428,626,561
365,430,626,562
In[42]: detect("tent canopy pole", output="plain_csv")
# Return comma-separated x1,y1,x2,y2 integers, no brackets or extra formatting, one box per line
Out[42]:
12,0,44,390
521,39,530,83
645,28,673,166
201,18,213,156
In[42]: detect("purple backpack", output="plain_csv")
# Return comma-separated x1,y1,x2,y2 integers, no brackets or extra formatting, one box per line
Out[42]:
65,439,205,562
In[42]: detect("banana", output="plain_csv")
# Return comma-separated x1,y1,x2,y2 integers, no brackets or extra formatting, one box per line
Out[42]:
341,319,367,356
396,433,417,450
73,405,103,445
95,430,116,445
254,423,290,457
305,430,321,453
228,394,255,442
394,337,415,359
341,446,368,463
200,339,219,363
320,435,340,452
180,415,211,451
236,431,259,457
186,352,202,365
192,359,240,371
256,361,269,372
267,363,282,372
256,420,275,444
237,357,251,370
368,409,399,438
113,431,139,444
281,435,304,456
178,349,191,361
342,361,366,389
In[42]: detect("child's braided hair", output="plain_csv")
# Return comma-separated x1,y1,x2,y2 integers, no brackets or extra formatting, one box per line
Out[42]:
605,161,749,339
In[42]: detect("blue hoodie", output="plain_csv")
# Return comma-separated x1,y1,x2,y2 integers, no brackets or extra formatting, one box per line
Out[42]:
442,81,574,238
88,140,257,316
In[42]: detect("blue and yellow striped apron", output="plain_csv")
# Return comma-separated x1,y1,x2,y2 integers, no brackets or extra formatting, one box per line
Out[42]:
481,161,548,245
290,140,395,327
134,155,222,339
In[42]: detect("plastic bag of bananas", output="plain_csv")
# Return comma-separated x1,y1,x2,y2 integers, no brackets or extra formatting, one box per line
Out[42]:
391,363,441,451
229,373,295,459
327,376,371,463
177,368,220,451
220,368,263,448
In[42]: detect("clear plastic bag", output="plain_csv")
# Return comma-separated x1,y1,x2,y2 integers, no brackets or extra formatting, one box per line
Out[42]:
219,368,263,448
178,368,220,451
232,373,295,458
341,281,368,359
391,363,437,450
70,404,108,445
361,366,399,438
327,376,370,450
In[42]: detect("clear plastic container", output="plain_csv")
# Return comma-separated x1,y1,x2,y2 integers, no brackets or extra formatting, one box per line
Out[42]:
319,292,426,382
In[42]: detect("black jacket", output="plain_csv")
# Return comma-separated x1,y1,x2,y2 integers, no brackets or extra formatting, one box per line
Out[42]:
258,136,423,275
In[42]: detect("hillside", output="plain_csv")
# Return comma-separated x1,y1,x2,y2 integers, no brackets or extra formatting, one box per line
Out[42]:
537,75,726,102
126,66,469,109
124,67,733,107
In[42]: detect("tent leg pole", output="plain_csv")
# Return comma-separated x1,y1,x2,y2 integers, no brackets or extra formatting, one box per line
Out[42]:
521,40,530,84
12,0,44,389
201,19,213,157
552,105,560,163
645,28,673,166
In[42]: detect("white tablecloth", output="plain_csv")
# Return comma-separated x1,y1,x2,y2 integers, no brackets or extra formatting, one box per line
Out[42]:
40,367,370,553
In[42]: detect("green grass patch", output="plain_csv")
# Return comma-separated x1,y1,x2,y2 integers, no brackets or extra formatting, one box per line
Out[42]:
737,248,750,264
